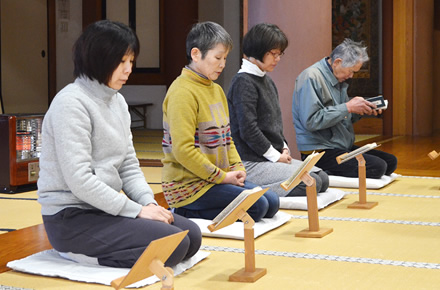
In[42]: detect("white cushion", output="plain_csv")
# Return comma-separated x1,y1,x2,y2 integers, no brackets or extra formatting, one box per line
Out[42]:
279,188,347,210
329,173,401,189
190,211,291,240
7,249,209,288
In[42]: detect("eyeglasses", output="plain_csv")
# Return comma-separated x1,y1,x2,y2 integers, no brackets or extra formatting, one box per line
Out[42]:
268,51,284,59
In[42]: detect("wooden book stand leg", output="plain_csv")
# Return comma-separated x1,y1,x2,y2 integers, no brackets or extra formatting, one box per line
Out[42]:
149,259,174,290
111,230,188,290
112,260,174,290
229,210,267,283
347,154,378,209
295,172,333,238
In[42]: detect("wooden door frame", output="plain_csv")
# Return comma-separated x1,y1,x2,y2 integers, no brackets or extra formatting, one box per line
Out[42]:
382,0,394,136
48,0,56,104
0,2,3,114
392,0,414,136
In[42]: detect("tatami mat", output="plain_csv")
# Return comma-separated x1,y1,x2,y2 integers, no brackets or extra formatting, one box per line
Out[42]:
132,131,382,162
1,237,439,290
1,170,440,289
0,167,162,234
0,198,41,232
132,129,164,160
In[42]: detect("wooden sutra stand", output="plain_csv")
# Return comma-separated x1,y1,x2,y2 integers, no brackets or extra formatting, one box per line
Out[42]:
208,187,269,282
281,151,333,238
336,143,379,209
111,230,188,290
294,171,333,238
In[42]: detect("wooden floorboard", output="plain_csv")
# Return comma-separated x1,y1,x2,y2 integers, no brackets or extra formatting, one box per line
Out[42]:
0,224,51,273
357,135,440,177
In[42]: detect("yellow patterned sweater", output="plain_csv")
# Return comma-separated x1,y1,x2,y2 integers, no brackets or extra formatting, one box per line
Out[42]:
162,68,245,208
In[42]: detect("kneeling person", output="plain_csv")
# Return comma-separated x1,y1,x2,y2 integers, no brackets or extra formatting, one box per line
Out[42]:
292,38,397,179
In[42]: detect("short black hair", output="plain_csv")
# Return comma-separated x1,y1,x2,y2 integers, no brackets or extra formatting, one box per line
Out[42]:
73,20,140,85
242,23,288,62
185,21,233,63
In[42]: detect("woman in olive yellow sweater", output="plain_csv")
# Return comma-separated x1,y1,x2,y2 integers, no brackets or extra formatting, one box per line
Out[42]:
162,21,279,222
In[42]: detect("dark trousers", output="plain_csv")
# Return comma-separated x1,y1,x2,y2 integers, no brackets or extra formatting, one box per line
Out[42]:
175,181,280,222
302,146,397,179
43,207,202,268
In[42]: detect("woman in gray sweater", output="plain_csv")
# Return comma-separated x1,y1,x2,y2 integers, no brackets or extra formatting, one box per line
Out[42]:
37,20,201,268
227,23,328,197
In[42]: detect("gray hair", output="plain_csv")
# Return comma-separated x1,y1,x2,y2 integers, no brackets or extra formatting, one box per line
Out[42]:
330,38,369,67
186,21,233,63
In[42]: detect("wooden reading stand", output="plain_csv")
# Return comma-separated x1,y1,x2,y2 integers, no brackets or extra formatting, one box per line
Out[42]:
428,150,440,160
208,188,269,283
111,230,188,290
281,151,332,238
336,144,379,209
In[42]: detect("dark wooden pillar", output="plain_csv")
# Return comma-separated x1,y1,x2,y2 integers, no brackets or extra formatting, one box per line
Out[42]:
382,0,393,136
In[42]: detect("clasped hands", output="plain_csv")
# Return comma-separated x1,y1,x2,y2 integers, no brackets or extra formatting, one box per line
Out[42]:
346,96,384,116
137,170,249,224
137,203,174,224
278,148,292,164
221,170,246,186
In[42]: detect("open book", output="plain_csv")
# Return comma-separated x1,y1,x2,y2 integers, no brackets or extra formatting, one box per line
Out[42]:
213,187,263,225
209,187,268,232
336,143,379,164
280,151,325,191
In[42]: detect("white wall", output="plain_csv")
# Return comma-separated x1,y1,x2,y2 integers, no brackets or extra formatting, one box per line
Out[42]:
222,0,242,93
198,0,241,93
55,0,82,91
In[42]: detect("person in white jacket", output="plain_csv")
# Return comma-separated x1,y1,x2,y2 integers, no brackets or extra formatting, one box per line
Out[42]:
37,20,201,268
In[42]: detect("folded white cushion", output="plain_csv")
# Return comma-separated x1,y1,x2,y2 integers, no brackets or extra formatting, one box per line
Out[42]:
279,188,347,210
329,173,401,189
7,249,209,288
190,211,291,240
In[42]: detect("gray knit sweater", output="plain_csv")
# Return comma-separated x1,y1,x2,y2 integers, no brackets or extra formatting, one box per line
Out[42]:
227,73,286,162
37,77,156,218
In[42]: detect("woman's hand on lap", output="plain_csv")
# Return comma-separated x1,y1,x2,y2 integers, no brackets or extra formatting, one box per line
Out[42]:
137,203,174,224
221,171,246,186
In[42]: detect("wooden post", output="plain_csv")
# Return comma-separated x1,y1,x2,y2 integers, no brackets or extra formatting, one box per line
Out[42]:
347,154,378,209
295,172,333,238
228,210,267,282
208,188,269,283
148,259,174,290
